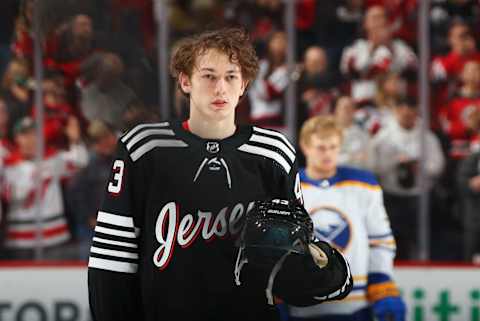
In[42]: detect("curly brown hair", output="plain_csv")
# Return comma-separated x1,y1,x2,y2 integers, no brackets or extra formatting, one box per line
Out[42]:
170,28,259,84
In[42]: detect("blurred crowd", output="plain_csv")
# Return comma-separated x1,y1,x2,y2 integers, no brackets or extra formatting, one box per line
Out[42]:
0,0,480,263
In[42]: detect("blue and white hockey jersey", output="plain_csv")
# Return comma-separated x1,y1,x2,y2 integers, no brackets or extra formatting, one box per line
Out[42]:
289,166,398,318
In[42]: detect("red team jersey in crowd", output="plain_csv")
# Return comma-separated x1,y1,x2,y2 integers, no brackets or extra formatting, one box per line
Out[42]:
2,144,87,248
341,38,417,103
431,52,480,121
440,94,480,159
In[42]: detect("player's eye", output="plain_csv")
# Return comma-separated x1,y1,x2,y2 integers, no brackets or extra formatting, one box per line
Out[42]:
226,75,237,81
202,74,215,80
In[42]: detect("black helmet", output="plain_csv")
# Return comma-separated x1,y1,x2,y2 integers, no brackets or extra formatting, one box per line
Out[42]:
238,199,313,262
234,199,315,304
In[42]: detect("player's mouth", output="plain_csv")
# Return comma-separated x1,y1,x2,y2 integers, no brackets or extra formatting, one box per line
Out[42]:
212,100,228,108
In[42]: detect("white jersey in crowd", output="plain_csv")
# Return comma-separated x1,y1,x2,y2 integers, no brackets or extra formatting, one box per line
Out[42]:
3,144,88,248
338,124,370,170
340,38,417,102
289,166,396,318
368,118,445,196
248,59,289,122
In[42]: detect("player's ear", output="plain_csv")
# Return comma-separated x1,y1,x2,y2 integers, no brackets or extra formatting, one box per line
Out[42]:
179,72,192,94
299,139,309,156
240,80,249,96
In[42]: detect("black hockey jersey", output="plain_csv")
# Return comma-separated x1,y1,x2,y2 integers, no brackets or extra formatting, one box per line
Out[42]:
87,121,332,321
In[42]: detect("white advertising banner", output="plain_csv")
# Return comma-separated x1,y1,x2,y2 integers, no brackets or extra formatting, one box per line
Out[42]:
0,265,90,321
395,265,480,321
0,264,479,321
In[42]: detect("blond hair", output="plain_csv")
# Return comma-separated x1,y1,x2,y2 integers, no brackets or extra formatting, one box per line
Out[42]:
299,115,343,146
88,120,114,143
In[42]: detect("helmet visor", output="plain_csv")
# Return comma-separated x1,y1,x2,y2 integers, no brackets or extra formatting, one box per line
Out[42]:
240,218,309,255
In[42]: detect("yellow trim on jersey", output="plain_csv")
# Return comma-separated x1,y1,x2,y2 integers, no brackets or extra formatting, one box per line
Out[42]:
334,181,381,191
353,275,367,282
367,282,400,302
339,294,367,302
300,182,315,190
369,239,396,246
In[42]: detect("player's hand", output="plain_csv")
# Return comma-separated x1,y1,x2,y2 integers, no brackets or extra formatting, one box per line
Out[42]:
371,296,406,321
308,242,328,268
274,240,352,307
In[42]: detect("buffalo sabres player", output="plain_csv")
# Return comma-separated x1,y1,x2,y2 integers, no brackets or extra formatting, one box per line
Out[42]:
291,116,406,321
87,28,351,321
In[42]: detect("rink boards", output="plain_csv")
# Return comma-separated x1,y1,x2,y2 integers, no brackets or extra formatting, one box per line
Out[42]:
0,262,478,321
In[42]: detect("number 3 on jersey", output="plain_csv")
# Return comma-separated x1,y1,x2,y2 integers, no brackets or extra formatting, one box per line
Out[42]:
108,160,124,194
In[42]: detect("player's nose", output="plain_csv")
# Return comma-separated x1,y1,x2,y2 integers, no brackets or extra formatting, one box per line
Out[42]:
214,78,227,95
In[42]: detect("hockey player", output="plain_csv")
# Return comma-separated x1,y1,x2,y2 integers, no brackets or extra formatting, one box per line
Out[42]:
87,28,351,321
290,115,406,321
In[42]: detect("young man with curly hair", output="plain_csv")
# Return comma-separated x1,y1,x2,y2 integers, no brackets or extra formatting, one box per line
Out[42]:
87,28,351,321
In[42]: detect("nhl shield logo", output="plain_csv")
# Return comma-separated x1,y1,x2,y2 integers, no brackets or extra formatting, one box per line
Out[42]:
206,142,220,153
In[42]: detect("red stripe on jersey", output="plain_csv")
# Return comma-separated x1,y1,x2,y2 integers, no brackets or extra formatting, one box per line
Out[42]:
7,224,68,240
182,120,190,132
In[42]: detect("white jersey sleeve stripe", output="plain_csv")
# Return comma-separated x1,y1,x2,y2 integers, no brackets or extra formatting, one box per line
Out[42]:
238,144,291,173
88,257,138,273
95,226,137,238
90,246,139,259
130,139,188,162
7,217,67,232
253,127,295,152
121,122,170,143
92,237,138,249
97,211,135,228
125,129,175,150
250,134,296,163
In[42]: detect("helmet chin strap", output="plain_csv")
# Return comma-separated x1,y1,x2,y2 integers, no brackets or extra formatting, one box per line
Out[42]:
234,239,304,305
265,239,303,305
234,244,248,286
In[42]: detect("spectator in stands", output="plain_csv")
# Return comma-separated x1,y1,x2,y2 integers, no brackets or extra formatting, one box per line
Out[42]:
457,140,480,262
334,95,370,169
366,0,418,46
369,96,445,259
354,72,407,136
364,72,407,134
1,116,88,259
249,0,285,56
80,52,136,131
31,71,76,150
431,20,480,121
376,73,407,111
1,58,31,137
11,0,34,60
432,21,480,82
47,14,95,89
248,31,289,129
340,5,417,106
440,60,480,160
65,120,118,259
296,46,339,127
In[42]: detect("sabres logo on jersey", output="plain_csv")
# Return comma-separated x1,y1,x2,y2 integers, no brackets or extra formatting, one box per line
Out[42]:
309,206,352,252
